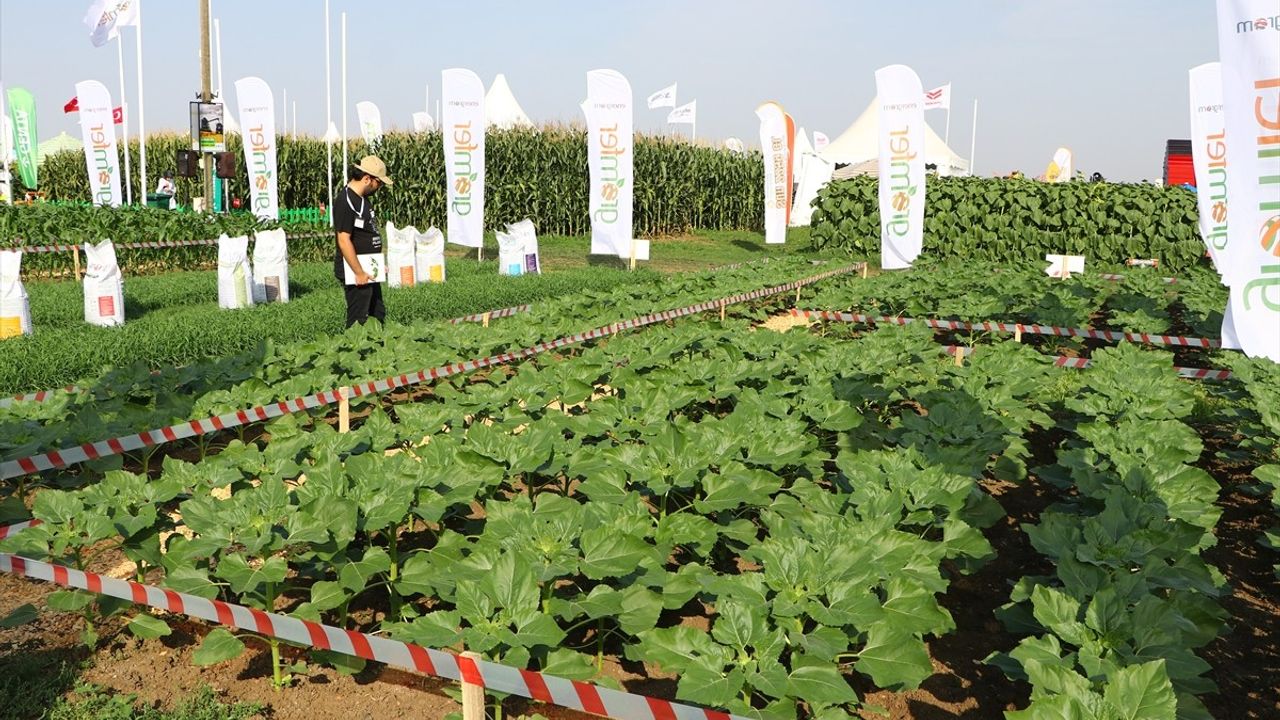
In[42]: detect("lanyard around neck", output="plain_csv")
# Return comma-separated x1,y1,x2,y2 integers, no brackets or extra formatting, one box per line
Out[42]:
346,188,365,217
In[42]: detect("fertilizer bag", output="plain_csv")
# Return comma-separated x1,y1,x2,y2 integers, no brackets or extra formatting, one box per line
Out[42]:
414,227,446,283
251,229,290,303
386,222,418,288
217,234,255,309
0,251,31,339
83,240,125,327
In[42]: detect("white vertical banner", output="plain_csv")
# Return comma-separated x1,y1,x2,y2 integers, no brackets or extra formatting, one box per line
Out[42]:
756,101,790,245
234,76,279,221
412,112,433,133
74,80,122,207
355,100,383,145
876,64,927,270
1216,0,1280,361
0,83,10,205
1189,63,1231,277
813,131,829,153
442,68,486,248
583,69,634,258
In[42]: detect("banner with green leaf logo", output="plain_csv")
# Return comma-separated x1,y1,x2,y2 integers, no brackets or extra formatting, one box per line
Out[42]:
5,87,38,189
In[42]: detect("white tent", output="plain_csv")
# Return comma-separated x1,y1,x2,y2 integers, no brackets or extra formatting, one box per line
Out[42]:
821,98,968,176
485,74,533,130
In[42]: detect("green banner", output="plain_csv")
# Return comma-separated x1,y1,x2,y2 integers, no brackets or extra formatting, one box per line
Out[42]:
6,87,38,189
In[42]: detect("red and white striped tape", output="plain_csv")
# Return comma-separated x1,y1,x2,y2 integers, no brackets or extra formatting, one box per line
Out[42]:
9,233,332,255
934,345,1232,380
0,265,861,480
1099,272,1177,284
791,309,1222,349
447,304,532,325
0,527,744,720
1,303,537,410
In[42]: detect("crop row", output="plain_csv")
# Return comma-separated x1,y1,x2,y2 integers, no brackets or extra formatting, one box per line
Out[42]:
0,258,658,395
805,260,1229,341
809,176,1207,273
22,127,763,242
2,314,1035,717
0,258,841,487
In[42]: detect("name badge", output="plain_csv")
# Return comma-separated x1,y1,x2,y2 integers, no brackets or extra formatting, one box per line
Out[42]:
355,218,365,229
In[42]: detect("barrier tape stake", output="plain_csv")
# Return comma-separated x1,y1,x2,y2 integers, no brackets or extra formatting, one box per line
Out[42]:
861,263,869,279
953,346,964,366
338,387,350,434
482,312,491,329
719,299,726,322
1014,324,1023,343
72,246,81,282
461,651,486,720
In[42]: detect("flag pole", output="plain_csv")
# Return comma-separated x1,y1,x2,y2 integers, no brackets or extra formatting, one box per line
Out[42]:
293,101,297,136
116,37,133,205
324,0,334,226
969,98,978,177
282,87,287,136
944,105,951,147
135,5,147,203
341,11,348,183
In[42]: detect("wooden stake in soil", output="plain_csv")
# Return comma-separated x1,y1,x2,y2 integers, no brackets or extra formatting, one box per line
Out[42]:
477,245,482,262
481,311,491,328
1014,324,1023,343
719,299,726,322
461,651,485,720
72,246,82,282
953,347,965,366
338,386,351,433
860,263,869,279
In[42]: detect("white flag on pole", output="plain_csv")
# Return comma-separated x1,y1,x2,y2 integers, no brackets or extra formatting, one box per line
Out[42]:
442,68,486,249
412,112,433,133
355,101,383,145
813,131,829,153
583,69,634,258
876,65,927,269
75,80,123,208
646,83,677,109
923,83,951,111
666,100,696,125
1214,0,1280,362
84,0,139,48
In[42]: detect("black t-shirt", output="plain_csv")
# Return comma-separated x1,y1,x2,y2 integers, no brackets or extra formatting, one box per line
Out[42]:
333,186,382,279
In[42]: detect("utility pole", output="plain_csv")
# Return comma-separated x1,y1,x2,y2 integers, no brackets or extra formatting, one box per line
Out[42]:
200,0,214,210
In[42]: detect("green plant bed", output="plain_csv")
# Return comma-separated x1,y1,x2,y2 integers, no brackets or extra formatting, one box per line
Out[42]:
809,176,1207,272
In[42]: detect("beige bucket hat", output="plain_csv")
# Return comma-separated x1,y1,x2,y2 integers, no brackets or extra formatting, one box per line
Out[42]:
353,155,393,185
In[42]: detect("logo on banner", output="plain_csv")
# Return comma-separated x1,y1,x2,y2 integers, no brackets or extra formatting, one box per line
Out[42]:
88,122,115,205
924,89,943,101
885,126,918,237
1236,16,1278,32
595,117,627,224
451,119,478,216
247,125,273,213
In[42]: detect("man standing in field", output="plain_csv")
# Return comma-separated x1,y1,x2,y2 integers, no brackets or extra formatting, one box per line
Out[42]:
334,155,393,327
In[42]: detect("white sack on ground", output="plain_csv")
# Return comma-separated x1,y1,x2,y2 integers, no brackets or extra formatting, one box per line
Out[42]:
386,222,418,288
217,234,255,310
0,250,31,338
83,240,124,326
415,227,446,283
251,229,289,303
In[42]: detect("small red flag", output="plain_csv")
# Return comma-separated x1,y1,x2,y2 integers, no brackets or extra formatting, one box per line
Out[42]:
64,96,79,113
113,106,123,124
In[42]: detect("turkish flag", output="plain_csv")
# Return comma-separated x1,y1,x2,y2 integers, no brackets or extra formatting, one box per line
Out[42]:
65,96,124,124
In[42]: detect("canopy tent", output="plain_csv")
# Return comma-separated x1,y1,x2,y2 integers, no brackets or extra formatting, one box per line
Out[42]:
485,74,533,130
37,132,82,162
820,99,968,176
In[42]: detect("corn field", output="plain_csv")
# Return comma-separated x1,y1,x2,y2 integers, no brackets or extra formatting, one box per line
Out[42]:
21,126,764,236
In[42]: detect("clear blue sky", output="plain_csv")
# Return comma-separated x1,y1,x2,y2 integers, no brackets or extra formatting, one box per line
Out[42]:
1,0,1217,181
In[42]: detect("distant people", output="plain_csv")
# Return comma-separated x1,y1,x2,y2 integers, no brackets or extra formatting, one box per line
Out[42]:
155,171,177,210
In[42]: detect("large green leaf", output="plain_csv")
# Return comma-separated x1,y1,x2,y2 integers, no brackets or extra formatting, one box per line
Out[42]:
854,624,933,689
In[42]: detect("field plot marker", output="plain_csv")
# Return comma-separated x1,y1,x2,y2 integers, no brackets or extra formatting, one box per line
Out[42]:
461,650,486,720
338,386,351,433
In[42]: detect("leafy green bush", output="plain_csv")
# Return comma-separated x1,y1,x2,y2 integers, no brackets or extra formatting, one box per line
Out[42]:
809,176,1206,272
